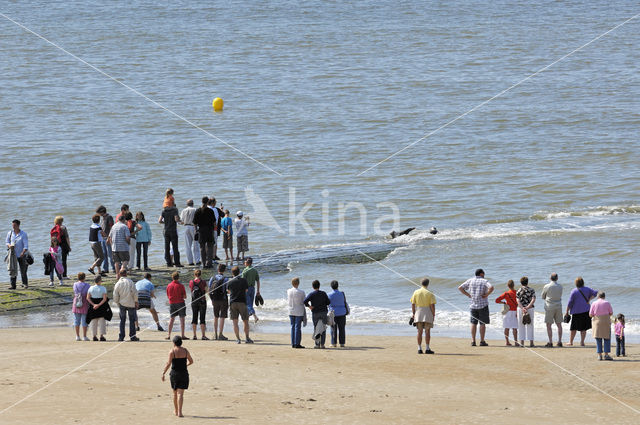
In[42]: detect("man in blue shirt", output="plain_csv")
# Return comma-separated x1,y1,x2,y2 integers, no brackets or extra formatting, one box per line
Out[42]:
6,219,29,289
134,273,164,331
220,210,234,261
328,280,349,348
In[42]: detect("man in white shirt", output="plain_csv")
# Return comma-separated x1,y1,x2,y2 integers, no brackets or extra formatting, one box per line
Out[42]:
180,199,200,266
541,273,563,347
113,270,139,341
287,277,306,349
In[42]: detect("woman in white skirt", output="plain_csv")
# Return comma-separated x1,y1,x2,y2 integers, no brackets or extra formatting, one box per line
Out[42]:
516,276,536,347
495,280,519,346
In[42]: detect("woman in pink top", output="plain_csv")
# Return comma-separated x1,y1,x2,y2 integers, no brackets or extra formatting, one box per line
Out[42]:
589,291,613,361
72,272,91,341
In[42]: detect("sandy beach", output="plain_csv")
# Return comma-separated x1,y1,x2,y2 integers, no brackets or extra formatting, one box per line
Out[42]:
0,327,638,424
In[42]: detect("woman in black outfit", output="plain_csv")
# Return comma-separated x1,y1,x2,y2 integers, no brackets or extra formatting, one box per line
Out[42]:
162,336,193,417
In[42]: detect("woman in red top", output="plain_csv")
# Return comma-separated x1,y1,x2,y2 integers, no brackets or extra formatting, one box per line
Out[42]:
189,269,209,340
495,280,519,346
166,271,188,341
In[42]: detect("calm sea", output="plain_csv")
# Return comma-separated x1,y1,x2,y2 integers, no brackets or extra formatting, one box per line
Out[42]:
1,1,639,341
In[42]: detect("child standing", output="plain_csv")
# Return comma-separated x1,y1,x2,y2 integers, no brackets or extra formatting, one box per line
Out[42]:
220,210,234,261
234,211,249,261
615,313,626,357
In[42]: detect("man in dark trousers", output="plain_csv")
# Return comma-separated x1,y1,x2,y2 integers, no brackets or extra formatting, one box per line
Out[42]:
304,280,331,349
193,196,216,268
158,205,182,267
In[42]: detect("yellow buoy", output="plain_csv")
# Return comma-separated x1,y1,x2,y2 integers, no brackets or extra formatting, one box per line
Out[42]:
212,97,224,112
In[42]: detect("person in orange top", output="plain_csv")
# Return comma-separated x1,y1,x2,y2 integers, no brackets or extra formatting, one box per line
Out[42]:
495,280,519,346
164,188,175,208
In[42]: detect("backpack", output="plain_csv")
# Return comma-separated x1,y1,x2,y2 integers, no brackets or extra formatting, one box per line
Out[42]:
191,280,205,303
211,275,227,299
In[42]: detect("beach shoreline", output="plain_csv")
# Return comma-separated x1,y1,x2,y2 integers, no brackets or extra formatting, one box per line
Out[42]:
1,327,638,424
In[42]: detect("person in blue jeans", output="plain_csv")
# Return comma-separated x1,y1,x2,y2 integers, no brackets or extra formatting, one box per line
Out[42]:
328,280,349,347
287,277,306,349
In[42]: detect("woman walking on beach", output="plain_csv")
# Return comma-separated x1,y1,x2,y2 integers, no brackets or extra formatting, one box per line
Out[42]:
50,216,71,278
589,292,614,360
49,237,65,286
496,280,518,346
86,275,112,341
566,277,597,346
72,272,91,341
162,335,193,418
135,212,152,271
516,277,536,347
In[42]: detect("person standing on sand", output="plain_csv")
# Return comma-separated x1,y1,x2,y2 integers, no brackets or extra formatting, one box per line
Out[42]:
189,269,209,340
208,197,223,261
180,199,200,266
112,269,139,342
6,219,29,289
220,210,234,261
458,269,494,346
541,273,563,347
86,275,111,341
565,277,597,346
162,335,193,418
96,206,115,275
88,214,104,277
589,291,614,361
107,215,131,280
167,271,188,341
241,257,261,323
304,280,331,349
495,280,519,346
328,280,349,348
159,204,182,267
227,266,252,344
516,276,536,348
287,277,305,349
193,196,215,269
209,264,229,340
135,273,164,331
411,278,436,354
48,237,65,286
234,211,250,261
72,272,91,341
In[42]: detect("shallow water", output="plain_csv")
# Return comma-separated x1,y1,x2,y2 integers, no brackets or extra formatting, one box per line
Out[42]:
1,1,639,340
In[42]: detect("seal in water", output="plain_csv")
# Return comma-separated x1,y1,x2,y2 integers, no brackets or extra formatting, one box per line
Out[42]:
389,227,416,239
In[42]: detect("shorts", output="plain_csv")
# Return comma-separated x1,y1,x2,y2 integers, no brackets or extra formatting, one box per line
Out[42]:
138,298,155,310
191,302,207,325
544,305,563,324
502,310,518,329
169,302,186,318
229,302,249,321
113,251,130,263
237,235,249,252
416,322,433,331
213,299,228,318
91,243,104,261
223,234,233,249
470,306,490,325
170,370,189,390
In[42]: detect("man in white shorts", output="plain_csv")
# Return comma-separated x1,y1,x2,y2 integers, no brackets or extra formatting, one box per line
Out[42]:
410,278,436,354
541,273,563,347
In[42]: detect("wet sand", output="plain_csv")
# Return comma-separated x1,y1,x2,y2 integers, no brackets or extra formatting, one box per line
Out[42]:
0,327,638,424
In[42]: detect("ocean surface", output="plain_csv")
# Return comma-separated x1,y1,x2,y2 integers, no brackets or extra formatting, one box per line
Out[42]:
1,1,639,342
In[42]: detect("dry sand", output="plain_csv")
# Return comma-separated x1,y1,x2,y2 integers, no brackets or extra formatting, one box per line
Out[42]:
0,327,638,424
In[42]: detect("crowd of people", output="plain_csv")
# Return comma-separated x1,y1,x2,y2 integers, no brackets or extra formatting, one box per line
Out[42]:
4,189,251,289
407,268,626,360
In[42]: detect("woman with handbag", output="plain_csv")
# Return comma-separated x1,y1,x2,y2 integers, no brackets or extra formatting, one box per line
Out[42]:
328,280,349,348
72,272,91,341
566,277,598,346
516,276,536,347
86,275,112,341
495,280,519,346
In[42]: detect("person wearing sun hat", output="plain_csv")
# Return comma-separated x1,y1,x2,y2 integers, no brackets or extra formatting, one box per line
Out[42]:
234,211,250,261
